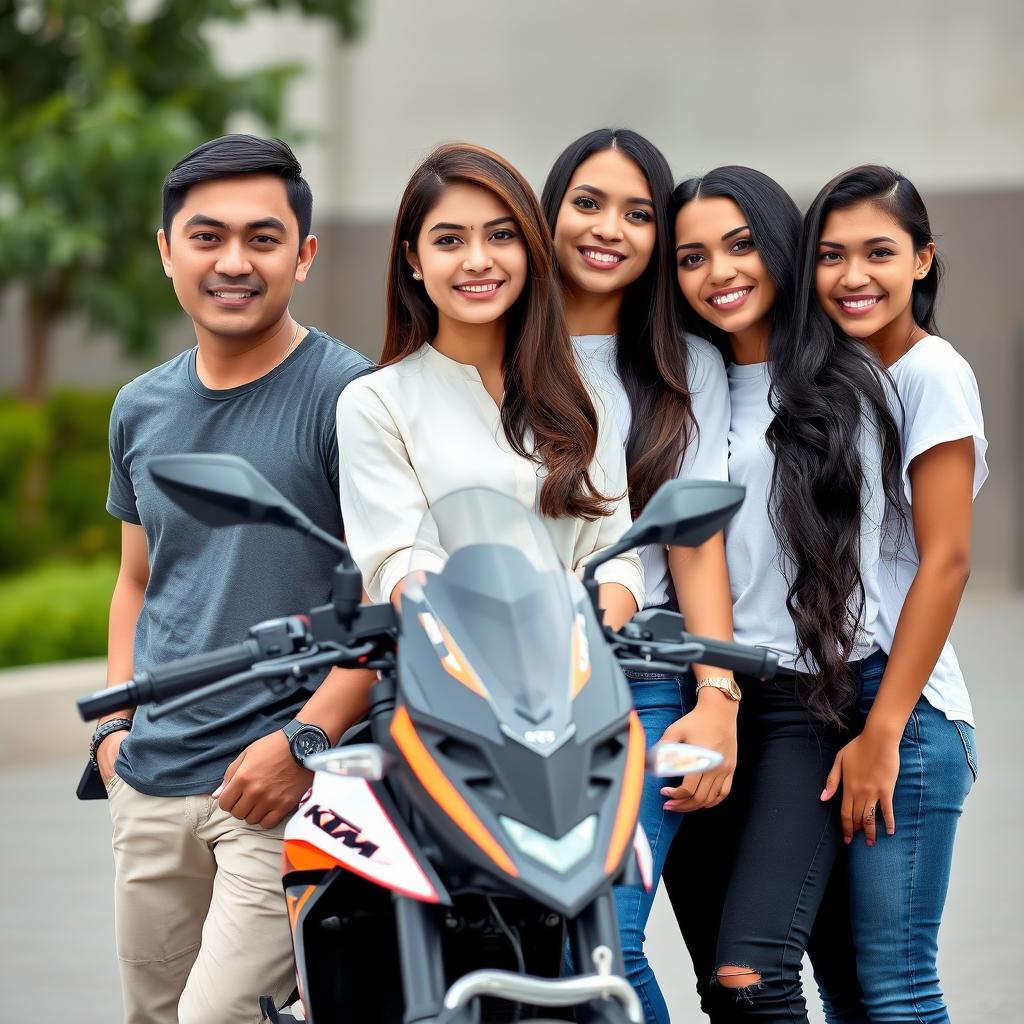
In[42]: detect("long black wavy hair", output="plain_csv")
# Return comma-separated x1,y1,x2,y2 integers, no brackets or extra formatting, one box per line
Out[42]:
801,163,943,335
673,166,903,724
541,129,693,518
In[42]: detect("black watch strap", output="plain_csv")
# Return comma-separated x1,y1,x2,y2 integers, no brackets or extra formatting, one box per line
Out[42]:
90,718,133,768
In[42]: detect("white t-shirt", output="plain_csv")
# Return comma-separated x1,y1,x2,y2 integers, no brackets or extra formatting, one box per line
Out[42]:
876,335,988,725
573,333,730,607
725,361,885,672
336,343,644,608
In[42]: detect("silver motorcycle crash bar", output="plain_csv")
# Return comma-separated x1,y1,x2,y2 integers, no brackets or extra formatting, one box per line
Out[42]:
442,945,643,1023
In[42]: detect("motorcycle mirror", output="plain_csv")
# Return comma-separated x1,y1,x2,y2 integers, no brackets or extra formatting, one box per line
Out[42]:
582,481,744,619
304,744,393,780
621,479,745,551
148,453,305,529
645,741,724,777
147,453,347,555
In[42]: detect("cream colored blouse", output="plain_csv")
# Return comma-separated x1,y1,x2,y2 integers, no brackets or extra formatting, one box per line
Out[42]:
336,343,644,607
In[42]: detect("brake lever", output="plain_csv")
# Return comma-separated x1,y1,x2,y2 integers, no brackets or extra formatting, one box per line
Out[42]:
617,657,706,675
149,646,371,720
613,641,707,674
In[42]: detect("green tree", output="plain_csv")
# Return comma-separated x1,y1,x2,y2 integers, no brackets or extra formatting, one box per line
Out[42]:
0,0,361,401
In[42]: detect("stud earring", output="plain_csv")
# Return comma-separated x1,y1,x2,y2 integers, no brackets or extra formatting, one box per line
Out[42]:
412,271,422,281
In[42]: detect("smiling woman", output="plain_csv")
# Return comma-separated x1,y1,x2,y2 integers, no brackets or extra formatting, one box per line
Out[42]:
336,142,644,626
800,166,986,1024
663,165,905,1023
541,129,736,1024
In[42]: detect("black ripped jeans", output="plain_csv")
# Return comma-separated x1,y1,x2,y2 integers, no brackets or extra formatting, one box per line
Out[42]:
663,667,868,1024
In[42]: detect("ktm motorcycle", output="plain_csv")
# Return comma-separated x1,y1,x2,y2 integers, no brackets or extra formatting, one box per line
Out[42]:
79,454,777,1024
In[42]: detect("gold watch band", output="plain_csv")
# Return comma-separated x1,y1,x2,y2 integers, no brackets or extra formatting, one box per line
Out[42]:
695,675,742,701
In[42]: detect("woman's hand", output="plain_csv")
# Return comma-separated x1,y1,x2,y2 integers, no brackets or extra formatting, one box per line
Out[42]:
821,727,901,845
658,695,738,813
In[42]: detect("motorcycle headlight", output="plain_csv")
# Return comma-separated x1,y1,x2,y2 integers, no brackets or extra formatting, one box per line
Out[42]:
498,814,597,874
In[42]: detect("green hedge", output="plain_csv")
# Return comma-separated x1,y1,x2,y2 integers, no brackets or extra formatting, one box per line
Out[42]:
0,389,119,572
0,558,117,668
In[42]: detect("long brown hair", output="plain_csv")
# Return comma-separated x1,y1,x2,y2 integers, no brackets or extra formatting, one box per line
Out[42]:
541,129,695,518
383,142,612,521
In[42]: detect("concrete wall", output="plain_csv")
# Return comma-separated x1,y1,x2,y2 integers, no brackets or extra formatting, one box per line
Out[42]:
208,0,1024,217
2,0,1021,583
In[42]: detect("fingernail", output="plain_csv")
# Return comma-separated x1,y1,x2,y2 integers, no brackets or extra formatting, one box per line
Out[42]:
844,835,852,844
819,788,828,800
887,828,895,836
212,786,222,798
660,788,671,797
867,839,875,848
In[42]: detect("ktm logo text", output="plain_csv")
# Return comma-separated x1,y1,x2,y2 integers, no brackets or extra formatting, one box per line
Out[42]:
304,803,379,858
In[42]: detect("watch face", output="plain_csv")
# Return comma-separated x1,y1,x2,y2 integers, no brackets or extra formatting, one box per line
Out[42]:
293,728,329,759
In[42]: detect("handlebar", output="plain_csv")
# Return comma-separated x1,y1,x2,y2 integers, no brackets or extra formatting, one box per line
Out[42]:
613,609,778,681
77,639,264,721
76,604,399,723
683,633,778,680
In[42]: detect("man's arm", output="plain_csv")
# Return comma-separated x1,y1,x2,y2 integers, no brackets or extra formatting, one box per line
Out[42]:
214,667,377,828
95,522,149,783
216,589,380,828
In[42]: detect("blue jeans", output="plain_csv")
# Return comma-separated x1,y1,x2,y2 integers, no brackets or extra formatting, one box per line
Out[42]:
846,650,978,1023
616,673,692,1024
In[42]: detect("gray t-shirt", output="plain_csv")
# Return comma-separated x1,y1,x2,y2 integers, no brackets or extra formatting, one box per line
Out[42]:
107,328,372,796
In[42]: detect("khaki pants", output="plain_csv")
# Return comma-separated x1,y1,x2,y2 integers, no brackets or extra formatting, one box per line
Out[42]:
106,774,296,1024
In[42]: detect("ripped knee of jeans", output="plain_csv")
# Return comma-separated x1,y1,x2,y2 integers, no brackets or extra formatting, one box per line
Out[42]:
713,964,764,999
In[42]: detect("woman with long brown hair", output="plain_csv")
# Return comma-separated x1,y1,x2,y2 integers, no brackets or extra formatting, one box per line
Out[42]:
542,129,735,1024
336,142,643,624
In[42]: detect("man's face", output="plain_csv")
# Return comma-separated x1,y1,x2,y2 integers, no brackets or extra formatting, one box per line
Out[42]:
157,175,315,340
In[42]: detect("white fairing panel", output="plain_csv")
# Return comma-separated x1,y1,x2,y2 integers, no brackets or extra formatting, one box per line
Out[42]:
633,824,653,892
286,771,439,903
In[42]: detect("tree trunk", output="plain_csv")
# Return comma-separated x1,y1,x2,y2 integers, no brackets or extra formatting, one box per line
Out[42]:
22,290,50,404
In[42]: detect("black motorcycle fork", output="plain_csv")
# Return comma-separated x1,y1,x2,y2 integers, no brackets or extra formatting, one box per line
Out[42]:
568,888,626,979
393,893,446,1023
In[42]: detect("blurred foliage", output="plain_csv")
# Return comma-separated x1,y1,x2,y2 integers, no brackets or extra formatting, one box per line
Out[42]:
0,399,51,567
0,0,362,398
0,557,117,667
0,388,118,571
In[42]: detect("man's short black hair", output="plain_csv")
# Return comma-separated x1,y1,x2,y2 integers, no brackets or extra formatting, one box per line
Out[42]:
162,134,313,241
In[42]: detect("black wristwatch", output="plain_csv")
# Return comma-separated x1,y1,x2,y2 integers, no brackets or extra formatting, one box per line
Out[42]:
282,719,331,766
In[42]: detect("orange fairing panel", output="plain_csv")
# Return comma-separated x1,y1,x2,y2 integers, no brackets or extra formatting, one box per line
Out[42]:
418,611,489,699
283,838,342,874
390,705,518,877
570,613,592,698
286,881,317,935
604,711,646,875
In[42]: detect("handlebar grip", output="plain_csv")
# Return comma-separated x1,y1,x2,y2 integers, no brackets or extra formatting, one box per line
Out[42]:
686,634,779,680
137,639,264,703
77,682,140,721
77,639,264,722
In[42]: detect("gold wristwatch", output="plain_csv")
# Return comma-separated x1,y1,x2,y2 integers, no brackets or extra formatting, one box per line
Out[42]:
695,676,742,702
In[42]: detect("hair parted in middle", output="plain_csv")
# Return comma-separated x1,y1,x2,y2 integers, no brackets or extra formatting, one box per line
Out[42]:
674,165,904,725
801,163,943,336
383,142,612,521
541,128,694,519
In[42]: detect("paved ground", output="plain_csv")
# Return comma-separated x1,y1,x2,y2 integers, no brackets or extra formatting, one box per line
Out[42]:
1,590,1020,1022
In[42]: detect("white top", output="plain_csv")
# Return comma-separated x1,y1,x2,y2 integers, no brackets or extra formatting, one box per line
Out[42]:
725,361,885,671
876,335,988,725
336,342,644,607
573,332,730,607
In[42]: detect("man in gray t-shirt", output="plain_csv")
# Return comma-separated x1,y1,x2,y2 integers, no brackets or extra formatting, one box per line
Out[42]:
93,135,373,1024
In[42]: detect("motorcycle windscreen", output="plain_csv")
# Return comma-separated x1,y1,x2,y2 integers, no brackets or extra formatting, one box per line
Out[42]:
405,488,581,744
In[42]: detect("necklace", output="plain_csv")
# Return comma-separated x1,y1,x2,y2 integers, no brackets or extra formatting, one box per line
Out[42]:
283,320,303,359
